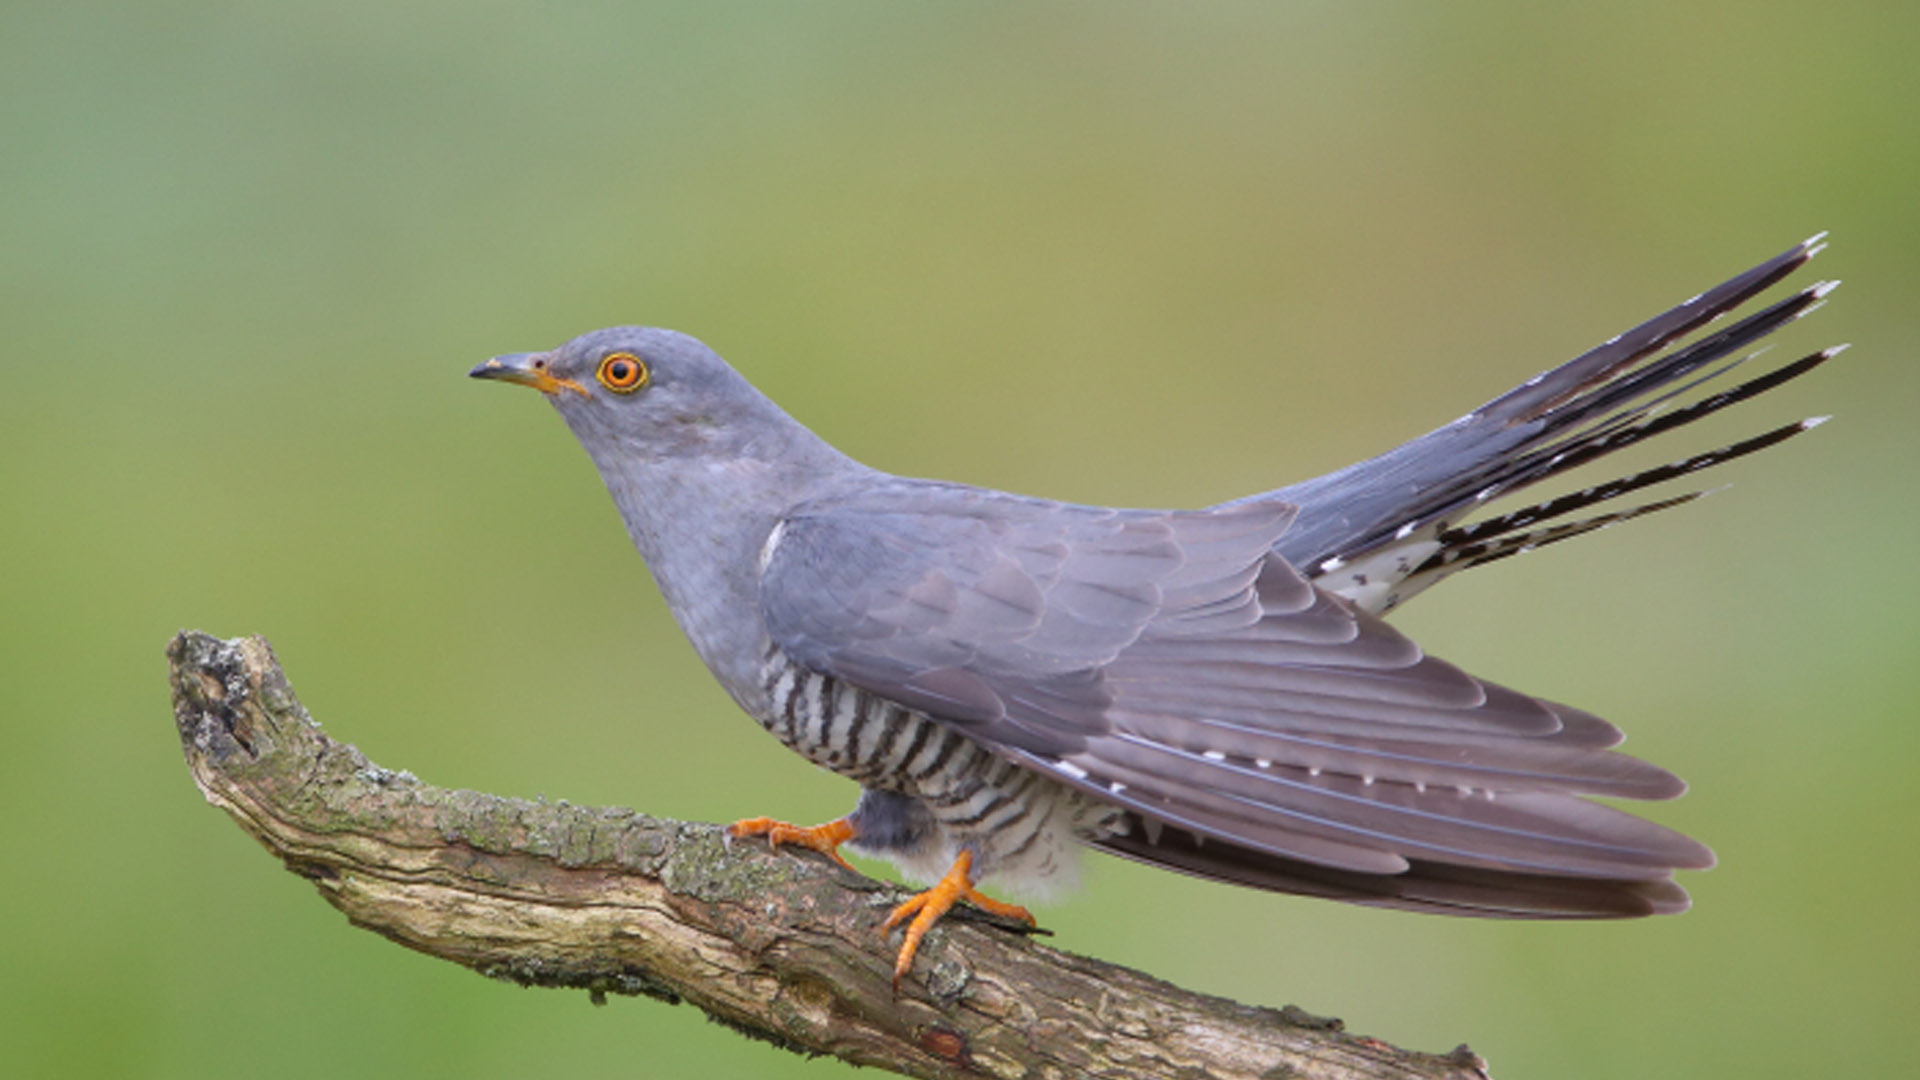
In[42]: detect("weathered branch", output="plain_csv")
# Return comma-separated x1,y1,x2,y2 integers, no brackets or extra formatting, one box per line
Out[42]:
168,630,1489,1080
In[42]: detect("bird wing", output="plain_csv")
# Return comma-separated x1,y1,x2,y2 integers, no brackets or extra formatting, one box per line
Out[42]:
759,483,1711,901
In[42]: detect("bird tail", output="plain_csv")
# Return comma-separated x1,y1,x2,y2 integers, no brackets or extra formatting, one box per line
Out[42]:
1249,234,1843,614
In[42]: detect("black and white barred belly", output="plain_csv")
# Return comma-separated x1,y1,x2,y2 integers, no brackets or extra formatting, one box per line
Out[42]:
756,647,1124,897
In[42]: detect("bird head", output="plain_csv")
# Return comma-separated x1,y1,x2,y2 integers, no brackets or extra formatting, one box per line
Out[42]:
470,326,790,462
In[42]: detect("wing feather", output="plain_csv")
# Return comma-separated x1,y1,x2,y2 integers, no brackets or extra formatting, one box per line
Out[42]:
759,482,1708,907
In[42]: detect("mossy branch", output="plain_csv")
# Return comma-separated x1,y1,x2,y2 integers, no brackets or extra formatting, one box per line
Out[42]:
168,630,1489,1080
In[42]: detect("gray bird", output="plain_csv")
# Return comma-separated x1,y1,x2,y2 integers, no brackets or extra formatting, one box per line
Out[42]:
472,235,1840,985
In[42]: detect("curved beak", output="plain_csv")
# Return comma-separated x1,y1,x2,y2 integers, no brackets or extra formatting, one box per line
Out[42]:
468,353,588,398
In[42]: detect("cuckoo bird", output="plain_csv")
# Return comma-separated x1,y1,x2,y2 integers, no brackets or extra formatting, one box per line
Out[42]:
472,236,1839,987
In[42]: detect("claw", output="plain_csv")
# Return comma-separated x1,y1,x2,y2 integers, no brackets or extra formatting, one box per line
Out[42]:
882,849,1034,991
724,816,857,872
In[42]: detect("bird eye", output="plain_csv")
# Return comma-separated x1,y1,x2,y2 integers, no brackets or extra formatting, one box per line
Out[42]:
596,352,648,393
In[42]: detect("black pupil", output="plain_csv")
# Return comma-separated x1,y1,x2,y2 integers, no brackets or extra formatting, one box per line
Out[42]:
610,360,632,381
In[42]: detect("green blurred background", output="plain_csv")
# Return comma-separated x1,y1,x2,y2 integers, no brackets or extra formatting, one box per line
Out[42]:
4,2,1915,1077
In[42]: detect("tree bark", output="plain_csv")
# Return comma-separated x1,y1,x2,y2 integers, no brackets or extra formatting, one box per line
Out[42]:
168,630,1490,1080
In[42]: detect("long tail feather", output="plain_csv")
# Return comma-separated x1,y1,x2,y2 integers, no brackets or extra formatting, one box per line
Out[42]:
1247,236,1841,614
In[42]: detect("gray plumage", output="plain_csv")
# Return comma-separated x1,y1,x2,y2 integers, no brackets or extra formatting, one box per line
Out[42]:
473,235,1839,919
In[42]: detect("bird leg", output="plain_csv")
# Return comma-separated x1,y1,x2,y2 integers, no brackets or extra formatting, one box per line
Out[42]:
724,815,857,872
881,849,1035,989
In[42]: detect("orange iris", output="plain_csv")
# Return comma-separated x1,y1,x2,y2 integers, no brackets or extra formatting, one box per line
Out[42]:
597,352,648,393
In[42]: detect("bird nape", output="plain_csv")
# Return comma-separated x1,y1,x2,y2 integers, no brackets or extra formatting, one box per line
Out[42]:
471,234,1840,988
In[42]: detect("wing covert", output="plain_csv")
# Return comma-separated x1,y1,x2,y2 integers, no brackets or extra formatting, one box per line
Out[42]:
760,485,1298,743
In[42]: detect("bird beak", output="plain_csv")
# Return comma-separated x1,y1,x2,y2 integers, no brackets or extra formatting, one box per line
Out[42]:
468,353,589,398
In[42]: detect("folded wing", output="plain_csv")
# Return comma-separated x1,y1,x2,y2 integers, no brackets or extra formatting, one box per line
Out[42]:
761,483,1710,916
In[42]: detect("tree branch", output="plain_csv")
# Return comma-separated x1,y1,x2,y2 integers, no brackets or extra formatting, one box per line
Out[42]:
168,630,1490,1080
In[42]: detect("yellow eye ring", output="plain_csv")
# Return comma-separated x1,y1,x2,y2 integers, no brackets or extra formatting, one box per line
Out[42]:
596,352,648,393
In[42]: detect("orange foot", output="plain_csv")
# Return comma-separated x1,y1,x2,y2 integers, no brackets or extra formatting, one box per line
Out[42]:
724,815,857,872
882,849,1035,990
